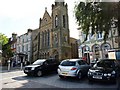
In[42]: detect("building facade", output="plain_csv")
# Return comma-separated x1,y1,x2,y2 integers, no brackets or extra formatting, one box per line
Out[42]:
16,29,32,64
78,25,119,63
70,38,78,59
32,0,78,62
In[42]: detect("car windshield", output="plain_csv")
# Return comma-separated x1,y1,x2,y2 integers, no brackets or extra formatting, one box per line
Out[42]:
97,60,115,68
33,60,46,65
61,61,76,66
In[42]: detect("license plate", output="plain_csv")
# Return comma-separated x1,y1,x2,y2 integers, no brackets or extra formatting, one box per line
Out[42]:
62,72,67,75
25,70,28,72
93,76,102,79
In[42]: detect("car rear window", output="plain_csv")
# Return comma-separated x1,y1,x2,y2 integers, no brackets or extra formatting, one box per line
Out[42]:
60,61,76,66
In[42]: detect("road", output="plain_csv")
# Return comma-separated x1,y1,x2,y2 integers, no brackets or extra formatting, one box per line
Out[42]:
0,70,120,90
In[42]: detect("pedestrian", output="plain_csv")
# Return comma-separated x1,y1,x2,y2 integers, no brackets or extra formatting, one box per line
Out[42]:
13,60,16,67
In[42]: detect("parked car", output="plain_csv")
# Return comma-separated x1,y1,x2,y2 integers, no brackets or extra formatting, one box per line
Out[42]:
57,59,91,79
24,58,59,76
88,59,120,82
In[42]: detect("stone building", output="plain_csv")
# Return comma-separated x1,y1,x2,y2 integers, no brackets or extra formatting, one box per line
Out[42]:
70,38,78,59
32,0,78,62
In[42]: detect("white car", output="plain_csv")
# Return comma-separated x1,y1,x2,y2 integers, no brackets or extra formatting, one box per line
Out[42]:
57,59,91,79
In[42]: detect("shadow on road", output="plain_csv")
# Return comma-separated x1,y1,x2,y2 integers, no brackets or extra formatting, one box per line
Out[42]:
2,72,120,90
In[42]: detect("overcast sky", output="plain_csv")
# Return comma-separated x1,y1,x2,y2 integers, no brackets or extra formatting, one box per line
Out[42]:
0,0,119,39
0,0,80,39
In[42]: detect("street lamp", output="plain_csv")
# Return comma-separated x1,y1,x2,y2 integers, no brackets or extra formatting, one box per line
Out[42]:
86,46,90,64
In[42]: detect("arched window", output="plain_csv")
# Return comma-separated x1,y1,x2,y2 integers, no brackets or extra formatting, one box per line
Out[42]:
101,43,111,58
45,31,47,47
55,15,58,28
63,15,65,28
42,32,44,47
47,30,50,47
92,44,100,59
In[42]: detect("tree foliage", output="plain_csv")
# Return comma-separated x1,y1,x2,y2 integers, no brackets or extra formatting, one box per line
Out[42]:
0,33,8,45
74,2,119,42
2,44,13,58
0,33,13,58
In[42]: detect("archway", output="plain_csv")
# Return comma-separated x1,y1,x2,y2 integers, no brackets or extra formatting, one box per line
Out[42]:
81,45,90,64
92,44,100,59
101,43,111,58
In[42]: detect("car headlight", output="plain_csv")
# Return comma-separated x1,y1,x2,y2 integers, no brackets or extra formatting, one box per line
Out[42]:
111,71,116,74
104,74,107,76
88,71,92,75
108,73,111,76
31,67,35,70
89,69,94,72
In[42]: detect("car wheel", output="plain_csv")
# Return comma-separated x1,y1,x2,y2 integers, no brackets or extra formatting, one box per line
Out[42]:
88,78,92,82
37,70,42,77
111,80,116,84
78,71,82,79
59,75,64,79
27,74,31,76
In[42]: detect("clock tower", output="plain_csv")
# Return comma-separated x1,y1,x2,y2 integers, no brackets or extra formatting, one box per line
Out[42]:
51,0,71,60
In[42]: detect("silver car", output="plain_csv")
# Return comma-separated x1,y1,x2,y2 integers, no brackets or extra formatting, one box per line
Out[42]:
57,59,91,79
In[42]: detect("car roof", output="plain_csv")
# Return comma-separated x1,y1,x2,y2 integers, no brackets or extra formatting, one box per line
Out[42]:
64,59,83,62
100,59,116,61
36,59,46,61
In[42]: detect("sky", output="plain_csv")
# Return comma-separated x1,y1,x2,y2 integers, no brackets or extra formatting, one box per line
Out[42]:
0,0,80,39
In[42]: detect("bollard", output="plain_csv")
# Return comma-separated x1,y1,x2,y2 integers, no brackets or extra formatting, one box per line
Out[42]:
20,63,23,70
7,60,10,71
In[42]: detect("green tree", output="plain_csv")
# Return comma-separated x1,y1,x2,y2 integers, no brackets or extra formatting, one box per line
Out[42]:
2,44,13,58
0,33,13,61
0,33,8,45
74,2,119,42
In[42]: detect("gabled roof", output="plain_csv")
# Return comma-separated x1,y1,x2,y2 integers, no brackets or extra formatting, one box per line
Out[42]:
42,8,51,20
40,8,52,27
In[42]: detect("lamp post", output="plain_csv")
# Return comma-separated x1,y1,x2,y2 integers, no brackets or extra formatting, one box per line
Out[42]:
7,59,10,71
86,46,90,64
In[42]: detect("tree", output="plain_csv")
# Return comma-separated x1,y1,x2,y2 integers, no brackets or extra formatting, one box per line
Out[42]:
2,44,13,58
0,33,8,45
0,33,13,64
74,2,119,42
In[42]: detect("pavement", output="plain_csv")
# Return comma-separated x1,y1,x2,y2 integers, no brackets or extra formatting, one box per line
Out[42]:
0,65,24,73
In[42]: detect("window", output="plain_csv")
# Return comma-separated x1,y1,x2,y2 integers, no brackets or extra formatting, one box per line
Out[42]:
23,38,24,43
42,32,44,47
61,61,76,66
22,45,24,52
97,31,102,39
99,32,102,38
45,31,47,47
63,15,65,28
55,15,58,28
47,31,50,47
26,44,28,51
